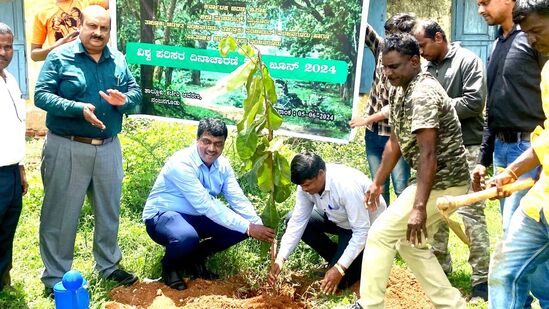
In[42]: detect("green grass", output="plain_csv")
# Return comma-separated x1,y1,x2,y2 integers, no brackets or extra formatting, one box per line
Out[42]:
1,121,505,308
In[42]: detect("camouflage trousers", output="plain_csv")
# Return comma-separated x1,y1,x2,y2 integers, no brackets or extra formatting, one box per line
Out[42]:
431,145,490,286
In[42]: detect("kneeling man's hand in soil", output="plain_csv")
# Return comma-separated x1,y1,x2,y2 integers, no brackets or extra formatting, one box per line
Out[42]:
320,266,344,295
248,224,275,243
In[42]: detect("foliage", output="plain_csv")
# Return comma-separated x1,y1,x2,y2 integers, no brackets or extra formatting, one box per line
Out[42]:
219,37,294,235
119,118,196,220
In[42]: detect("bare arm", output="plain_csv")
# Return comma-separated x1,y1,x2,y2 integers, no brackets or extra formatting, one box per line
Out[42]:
407,128,437,245
489,147,540,197
30,31,79,61
365,131,401,208
349,110,388,128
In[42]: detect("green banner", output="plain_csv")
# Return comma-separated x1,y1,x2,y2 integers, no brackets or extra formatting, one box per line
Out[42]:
126,42,348,83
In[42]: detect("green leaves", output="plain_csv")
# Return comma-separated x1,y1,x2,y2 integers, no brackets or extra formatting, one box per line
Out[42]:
261,199,281,230
219,36,293,241
219,36,237,57
236,129,258,160
262,67,277,104
267,106,283,130
226,60,257,92
239,44,256,58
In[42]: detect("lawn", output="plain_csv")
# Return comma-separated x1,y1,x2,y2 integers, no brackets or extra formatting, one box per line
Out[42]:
0,118,504,308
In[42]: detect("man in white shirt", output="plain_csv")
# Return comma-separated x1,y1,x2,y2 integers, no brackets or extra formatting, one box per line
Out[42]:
268,152,386,293
0,22,27,292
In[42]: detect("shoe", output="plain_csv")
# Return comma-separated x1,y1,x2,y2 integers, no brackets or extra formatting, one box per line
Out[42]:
162,269,187,290
187,262,219,280
471,282,488,302
107,269,138,286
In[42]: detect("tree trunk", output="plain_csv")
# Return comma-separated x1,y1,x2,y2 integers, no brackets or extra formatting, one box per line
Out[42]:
153,0,177,82
190,41,207,85
140,0,158,114
165,67,174,88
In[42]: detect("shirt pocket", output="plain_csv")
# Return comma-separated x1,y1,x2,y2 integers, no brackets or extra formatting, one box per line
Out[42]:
112,69,129,93
59,70,87,99
327,206,347,223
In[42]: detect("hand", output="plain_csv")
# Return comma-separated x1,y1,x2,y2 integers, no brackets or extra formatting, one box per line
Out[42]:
83,104,106,130
406,207,427,246
100,89,127,106
349,117,368,128
364,182,383,212
268,260,282,286
19,165,28,196
471,164,487,192
248,224,275,243
320,267,343,295
487,169,516,199
52,31,79,48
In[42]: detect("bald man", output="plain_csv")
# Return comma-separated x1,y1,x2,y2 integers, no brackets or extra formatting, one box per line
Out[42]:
34,5,142,296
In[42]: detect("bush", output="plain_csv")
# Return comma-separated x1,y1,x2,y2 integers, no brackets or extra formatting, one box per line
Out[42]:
119,118,196,220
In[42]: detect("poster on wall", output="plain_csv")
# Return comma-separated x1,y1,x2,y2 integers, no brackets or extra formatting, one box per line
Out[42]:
113,0,370,142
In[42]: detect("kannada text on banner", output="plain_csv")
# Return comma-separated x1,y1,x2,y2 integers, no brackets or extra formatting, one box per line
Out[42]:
115,0,368,141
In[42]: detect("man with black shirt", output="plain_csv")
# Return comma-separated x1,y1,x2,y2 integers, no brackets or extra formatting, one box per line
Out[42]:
473,0,547,306
473,0,545,236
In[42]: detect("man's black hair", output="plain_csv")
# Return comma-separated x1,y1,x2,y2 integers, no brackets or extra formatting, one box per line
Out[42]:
382,32,420,57
290,152,326,185
417,20,447,42
384,13,417,34
197,118,228,140
513,0,549,23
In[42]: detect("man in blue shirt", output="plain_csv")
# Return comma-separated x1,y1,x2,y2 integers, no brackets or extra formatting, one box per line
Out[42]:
34,5,141,296
143,118,275,291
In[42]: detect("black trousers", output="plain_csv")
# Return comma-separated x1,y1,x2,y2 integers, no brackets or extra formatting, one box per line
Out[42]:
285,209,363,288
0,164,23,291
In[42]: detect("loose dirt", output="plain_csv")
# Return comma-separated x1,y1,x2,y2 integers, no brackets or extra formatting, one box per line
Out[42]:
106,267,433,308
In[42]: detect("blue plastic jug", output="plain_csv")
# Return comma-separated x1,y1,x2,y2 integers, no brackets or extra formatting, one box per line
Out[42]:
54,270,90,309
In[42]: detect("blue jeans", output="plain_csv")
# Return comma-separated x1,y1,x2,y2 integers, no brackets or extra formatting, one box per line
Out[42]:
145,211,247,271
488,209,549,309
365,126,411,203
493,138,541,236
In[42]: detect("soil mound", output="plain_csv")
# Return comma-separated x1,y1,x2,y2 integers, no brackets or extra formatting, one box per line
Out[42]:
106,267,433,308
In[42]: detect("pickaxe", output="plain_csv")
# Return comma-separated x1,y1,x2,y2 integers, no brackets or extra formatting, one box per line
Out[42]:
436,178,535,245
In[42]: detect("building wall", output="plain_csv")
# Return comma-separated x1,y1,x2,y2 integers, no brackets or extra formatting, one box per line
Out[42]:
388,0,453,39
24,0,47,133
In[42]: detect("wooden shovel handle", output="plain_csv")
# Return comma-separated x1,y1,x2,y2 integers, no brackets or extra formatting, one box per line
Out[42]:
437,178,535,212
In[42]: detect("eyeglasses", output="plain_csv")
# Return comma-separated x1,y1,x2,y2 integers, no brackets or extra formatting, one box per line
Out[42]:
199,137,225,149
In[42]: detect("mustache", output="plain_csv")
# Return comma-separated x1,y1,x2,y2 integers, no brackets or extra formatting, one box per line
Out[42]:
91,34,104,40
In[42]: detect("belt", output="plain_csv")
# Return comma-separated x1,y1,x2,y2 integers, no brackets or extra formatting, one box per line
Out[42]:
495,131,531,143
65,135,115,145
0,163,19,171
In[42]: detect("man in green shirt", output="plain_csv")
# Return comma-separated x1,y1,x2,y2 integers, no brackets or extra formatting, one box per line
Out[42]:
34,5,141,296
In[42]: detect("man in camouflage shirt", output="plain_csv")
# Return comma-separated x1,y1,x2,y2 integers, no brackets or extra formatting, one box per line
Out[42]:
351,33,470,309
